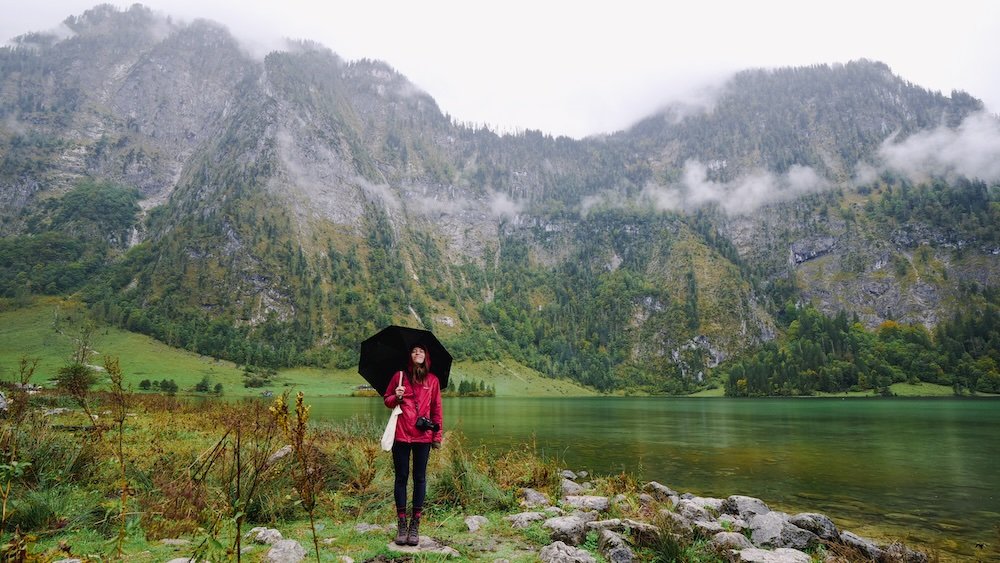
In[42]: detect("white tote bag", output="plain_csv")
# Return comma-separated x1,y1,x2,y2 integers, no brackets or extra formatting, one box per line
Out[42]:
381,405,402,451
380,374,403,451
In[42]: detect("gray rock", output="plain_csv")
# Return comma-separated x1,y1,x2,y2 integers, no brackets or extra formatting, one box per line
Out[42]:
686,496,724,512
598,530,634,563
750,512,819,550
637,493,656,506
561,478,585,495
246,527,283,544
643,481,679,500
611,494,628,507
693,520,725,536
883,541,929,563
788,512,838,541
505,511,547,528
586,518,623,531
563,495,610,512
520,487,551,508
543,515,589,545
790,236,836,264
265,539,306,563
586,518,658,546
839,531,885,561
657,509,693,534
465,515,489,532
267,445,293,466
675,499,713,522
620,519,661,546
711,531,754,551
718,513,749,532
164,560,196,563
539,541,597,563
722,495,771,520
560,470,578,480
737,547,812,563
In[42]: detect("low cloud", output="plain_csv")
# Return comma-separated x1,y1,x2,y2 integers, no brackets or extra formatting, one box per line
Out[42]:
640,160,829,215
875,112,1000,183
488,191,523,218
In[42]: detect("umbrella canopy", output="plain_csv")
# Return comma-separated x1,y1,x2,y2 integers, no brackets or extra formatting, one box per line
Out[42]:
358,325,452,393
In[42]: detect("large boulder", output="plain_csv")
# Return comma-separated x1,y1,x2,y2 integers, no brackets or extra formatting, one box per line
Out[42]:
585,518,659,547
675,499,714,522
265,540,306,563
749,512,819,550
839,531,885,561
562,478,585,495
521,487,551,508
505,511,546,529
710,531,754,551
685,496,725,513
722,495,771,521
657,508,694,534
598,530,634,563
246,527,283,545
544,515,589,545
539,541,596,563
643,481,679,501
788,513,838,541
564,495,610,512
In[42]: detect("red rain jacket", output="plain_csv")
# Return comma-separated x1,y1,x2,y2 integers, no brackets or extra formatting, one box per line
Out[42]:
383,370,443,444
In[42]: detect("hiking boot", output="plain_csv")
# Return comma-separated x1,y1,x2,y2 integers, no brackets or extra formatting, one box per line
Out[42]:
406,517,420,546
394,516,408,545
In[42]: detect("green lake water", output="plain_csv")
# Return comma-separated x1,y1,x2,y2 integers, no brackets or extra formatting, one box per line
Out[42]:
308,396,999,561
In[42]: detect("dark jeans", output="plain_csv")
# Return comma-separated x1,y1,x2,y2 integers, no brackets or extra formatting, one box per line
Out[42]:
392,441,432,513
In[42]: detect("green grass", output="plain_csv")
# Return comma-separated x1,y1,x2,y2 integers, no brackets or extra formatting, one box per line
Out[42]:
0,297,246,393
0,299,597,398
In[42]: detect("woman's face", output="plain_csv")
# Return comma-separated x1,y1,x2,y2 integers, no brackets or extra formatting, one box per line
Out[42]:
411,347,426,365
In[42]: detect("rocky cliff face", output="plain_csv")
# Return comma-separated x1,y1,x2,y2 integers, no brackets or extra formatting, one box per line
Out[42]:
1,4,996,388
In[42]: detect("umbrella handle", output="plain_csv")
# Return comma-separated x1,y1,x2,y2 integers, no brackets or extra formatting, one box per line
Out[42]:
395,371,405,398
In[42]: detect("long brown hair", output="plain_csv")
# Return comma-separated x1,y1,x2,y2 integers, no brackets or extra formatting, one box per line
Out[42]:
407,345,428,384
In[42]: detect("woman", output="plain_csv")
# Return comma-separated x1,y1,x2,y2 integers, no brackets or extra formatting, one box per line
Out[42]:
383,344,443,546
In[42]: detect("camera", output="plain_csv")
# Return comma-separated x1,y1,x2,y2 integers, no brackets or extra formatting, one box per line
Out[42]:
415,416,440,431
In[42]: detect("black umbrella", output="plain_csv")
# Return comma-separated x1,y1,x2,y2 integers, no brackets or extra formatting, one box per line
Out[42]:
358,325,452,393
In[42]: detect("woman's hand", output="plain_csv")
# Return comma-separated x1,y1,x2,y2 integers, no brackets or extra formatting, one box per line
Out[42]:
395,384,404,401
431,441,441,449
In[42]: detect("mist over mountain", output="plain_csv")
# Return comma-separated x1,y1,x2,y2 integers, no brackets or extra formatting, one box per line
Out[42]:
2,4,998,392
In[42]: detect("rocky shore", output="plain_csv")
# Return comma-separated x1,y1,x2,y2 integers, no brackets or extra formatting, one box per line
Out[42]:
221,470,929,563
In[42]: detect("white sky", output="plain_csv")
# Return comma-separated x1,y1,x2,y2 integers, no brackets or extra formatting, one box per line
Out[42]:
2,0,999,139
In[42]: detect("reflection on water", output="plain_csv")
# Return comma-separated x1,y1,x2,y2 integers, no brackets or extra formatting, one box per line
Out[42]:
307,396,1000,561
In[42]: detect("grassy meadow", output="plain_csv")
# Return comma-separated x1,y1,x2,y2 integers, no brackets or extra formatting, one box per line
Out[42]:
0,299,596,399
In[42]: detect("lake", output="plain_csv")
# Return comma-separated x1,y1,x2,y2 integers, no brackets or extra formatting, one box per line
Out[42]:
307,396,999,561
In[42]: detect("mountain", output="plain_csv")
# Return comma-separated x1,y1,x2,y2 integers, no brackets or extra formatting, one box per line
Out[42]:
1,4,998,393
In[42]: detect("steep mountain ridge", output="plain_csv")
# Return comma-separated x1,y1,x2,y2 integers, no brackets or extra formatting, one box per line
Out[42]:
1,4,996,391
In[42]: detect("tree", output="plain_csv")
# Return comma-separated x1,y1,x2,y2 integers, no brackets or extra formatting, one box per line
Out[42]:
56,363,98,425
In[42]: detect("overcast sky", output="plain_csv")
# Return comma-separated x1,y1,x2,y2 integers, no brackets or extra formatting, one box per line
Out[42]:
2,0,999,139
